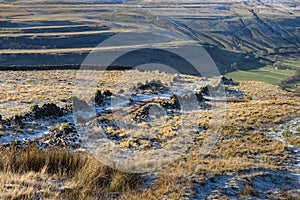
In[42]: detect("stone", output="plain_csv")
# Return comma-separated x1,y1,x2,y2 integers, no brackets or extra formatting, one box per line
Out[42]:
221,76,239,86
31,103,64,119
161,94,180,109
136,80,168,94
103,90,112,97
95,90,104,106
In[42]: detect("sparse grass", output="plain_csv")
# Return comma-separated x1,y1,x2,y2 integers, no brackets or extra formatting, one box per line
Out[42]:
0,71,299,199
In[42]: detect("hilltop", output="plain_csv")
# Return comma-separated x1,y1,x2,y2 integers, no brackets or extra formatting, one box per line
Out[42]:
0,70,299,199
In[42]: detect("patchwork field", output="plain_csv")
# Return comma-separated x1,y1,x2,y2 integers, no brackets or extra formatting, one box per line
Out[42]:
0,1,299,71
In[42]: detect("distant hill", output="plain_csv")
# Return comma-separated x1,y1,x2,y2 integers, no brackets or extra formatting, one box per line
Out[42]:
0,1,299,74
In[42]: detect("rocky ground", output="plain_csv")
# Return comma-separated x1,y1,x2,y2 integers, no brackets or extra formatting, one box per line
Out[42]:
0,70,299,199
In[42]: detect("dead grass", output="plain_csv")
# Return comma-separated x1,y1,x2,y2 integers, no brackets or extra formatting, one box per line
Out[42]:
0,70,184,117
286,138,300,148
238,184,256,196
0,145,144,199
123,79,299,199
0,71,299,199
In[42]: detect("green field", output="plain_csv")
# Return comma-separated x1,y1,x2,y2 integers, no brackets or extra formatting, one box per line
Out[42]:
275,58,300,70
225,59,300,85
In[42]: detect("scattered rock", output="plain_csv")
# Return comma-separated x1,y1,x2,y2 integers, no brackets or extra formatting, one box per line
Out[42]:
103,90,113,97
178,93,203,106
136,80,168,94
195,92,205,102
199,86,210,96
49,122,77,139
63,96,74,112
221,76,239,86
10,115,26,128
31,103,64,119
161,94,181,109
59,122,76,134
95,89,112,106
95,90,104,106
134,103,165,122
134,104,153,122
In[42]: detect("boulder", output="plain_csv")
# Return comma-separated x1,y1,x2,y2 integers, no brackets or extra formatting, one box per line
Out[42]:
199,85,210,96
161,94,181,109
195,92,205,102
103,90,112,97
95,90,112,106
221,76,239,86
11,115,25,128
95,90,104,106
31,103,64,119
136,80,168,94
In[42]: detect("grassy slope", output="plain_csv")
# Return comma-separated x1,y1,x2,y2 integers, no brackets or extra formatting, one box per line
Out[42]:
225,58,300,85
0,72,299,199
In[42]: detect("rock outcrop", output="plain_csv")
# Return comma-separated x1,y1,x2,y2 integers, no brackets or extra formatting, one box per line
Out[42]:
30,103,64,119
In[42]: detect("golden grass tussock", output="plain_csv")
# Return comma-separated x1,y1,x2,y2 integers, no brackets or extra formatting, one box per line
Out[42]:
238,184,256,196
0,145,145,199
0,145,85,177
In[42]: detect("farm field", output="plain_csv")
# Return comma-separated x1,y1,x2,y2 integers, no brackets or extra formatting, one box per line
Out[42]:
225,62,298,85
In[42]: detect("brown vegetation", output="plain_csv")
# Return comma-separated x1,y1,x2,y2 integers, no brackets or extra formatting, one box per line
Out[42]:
0,145,144,199
0,71,299,199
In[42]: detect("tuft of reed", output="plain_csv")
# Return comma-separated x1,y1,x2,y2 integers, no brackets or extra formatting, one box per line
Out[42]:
0,145,145,199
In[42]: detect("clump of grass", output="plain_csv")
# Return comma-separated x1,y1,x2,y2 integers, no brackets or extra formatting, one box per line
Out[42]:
69,95,74,102
109,171,144,192
282,130,292,137
296,127,300,136
286,138,300,148
0,145,85,176
238,184,256,196
29,104,38,112
227,96,252,103
0,145,145,199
